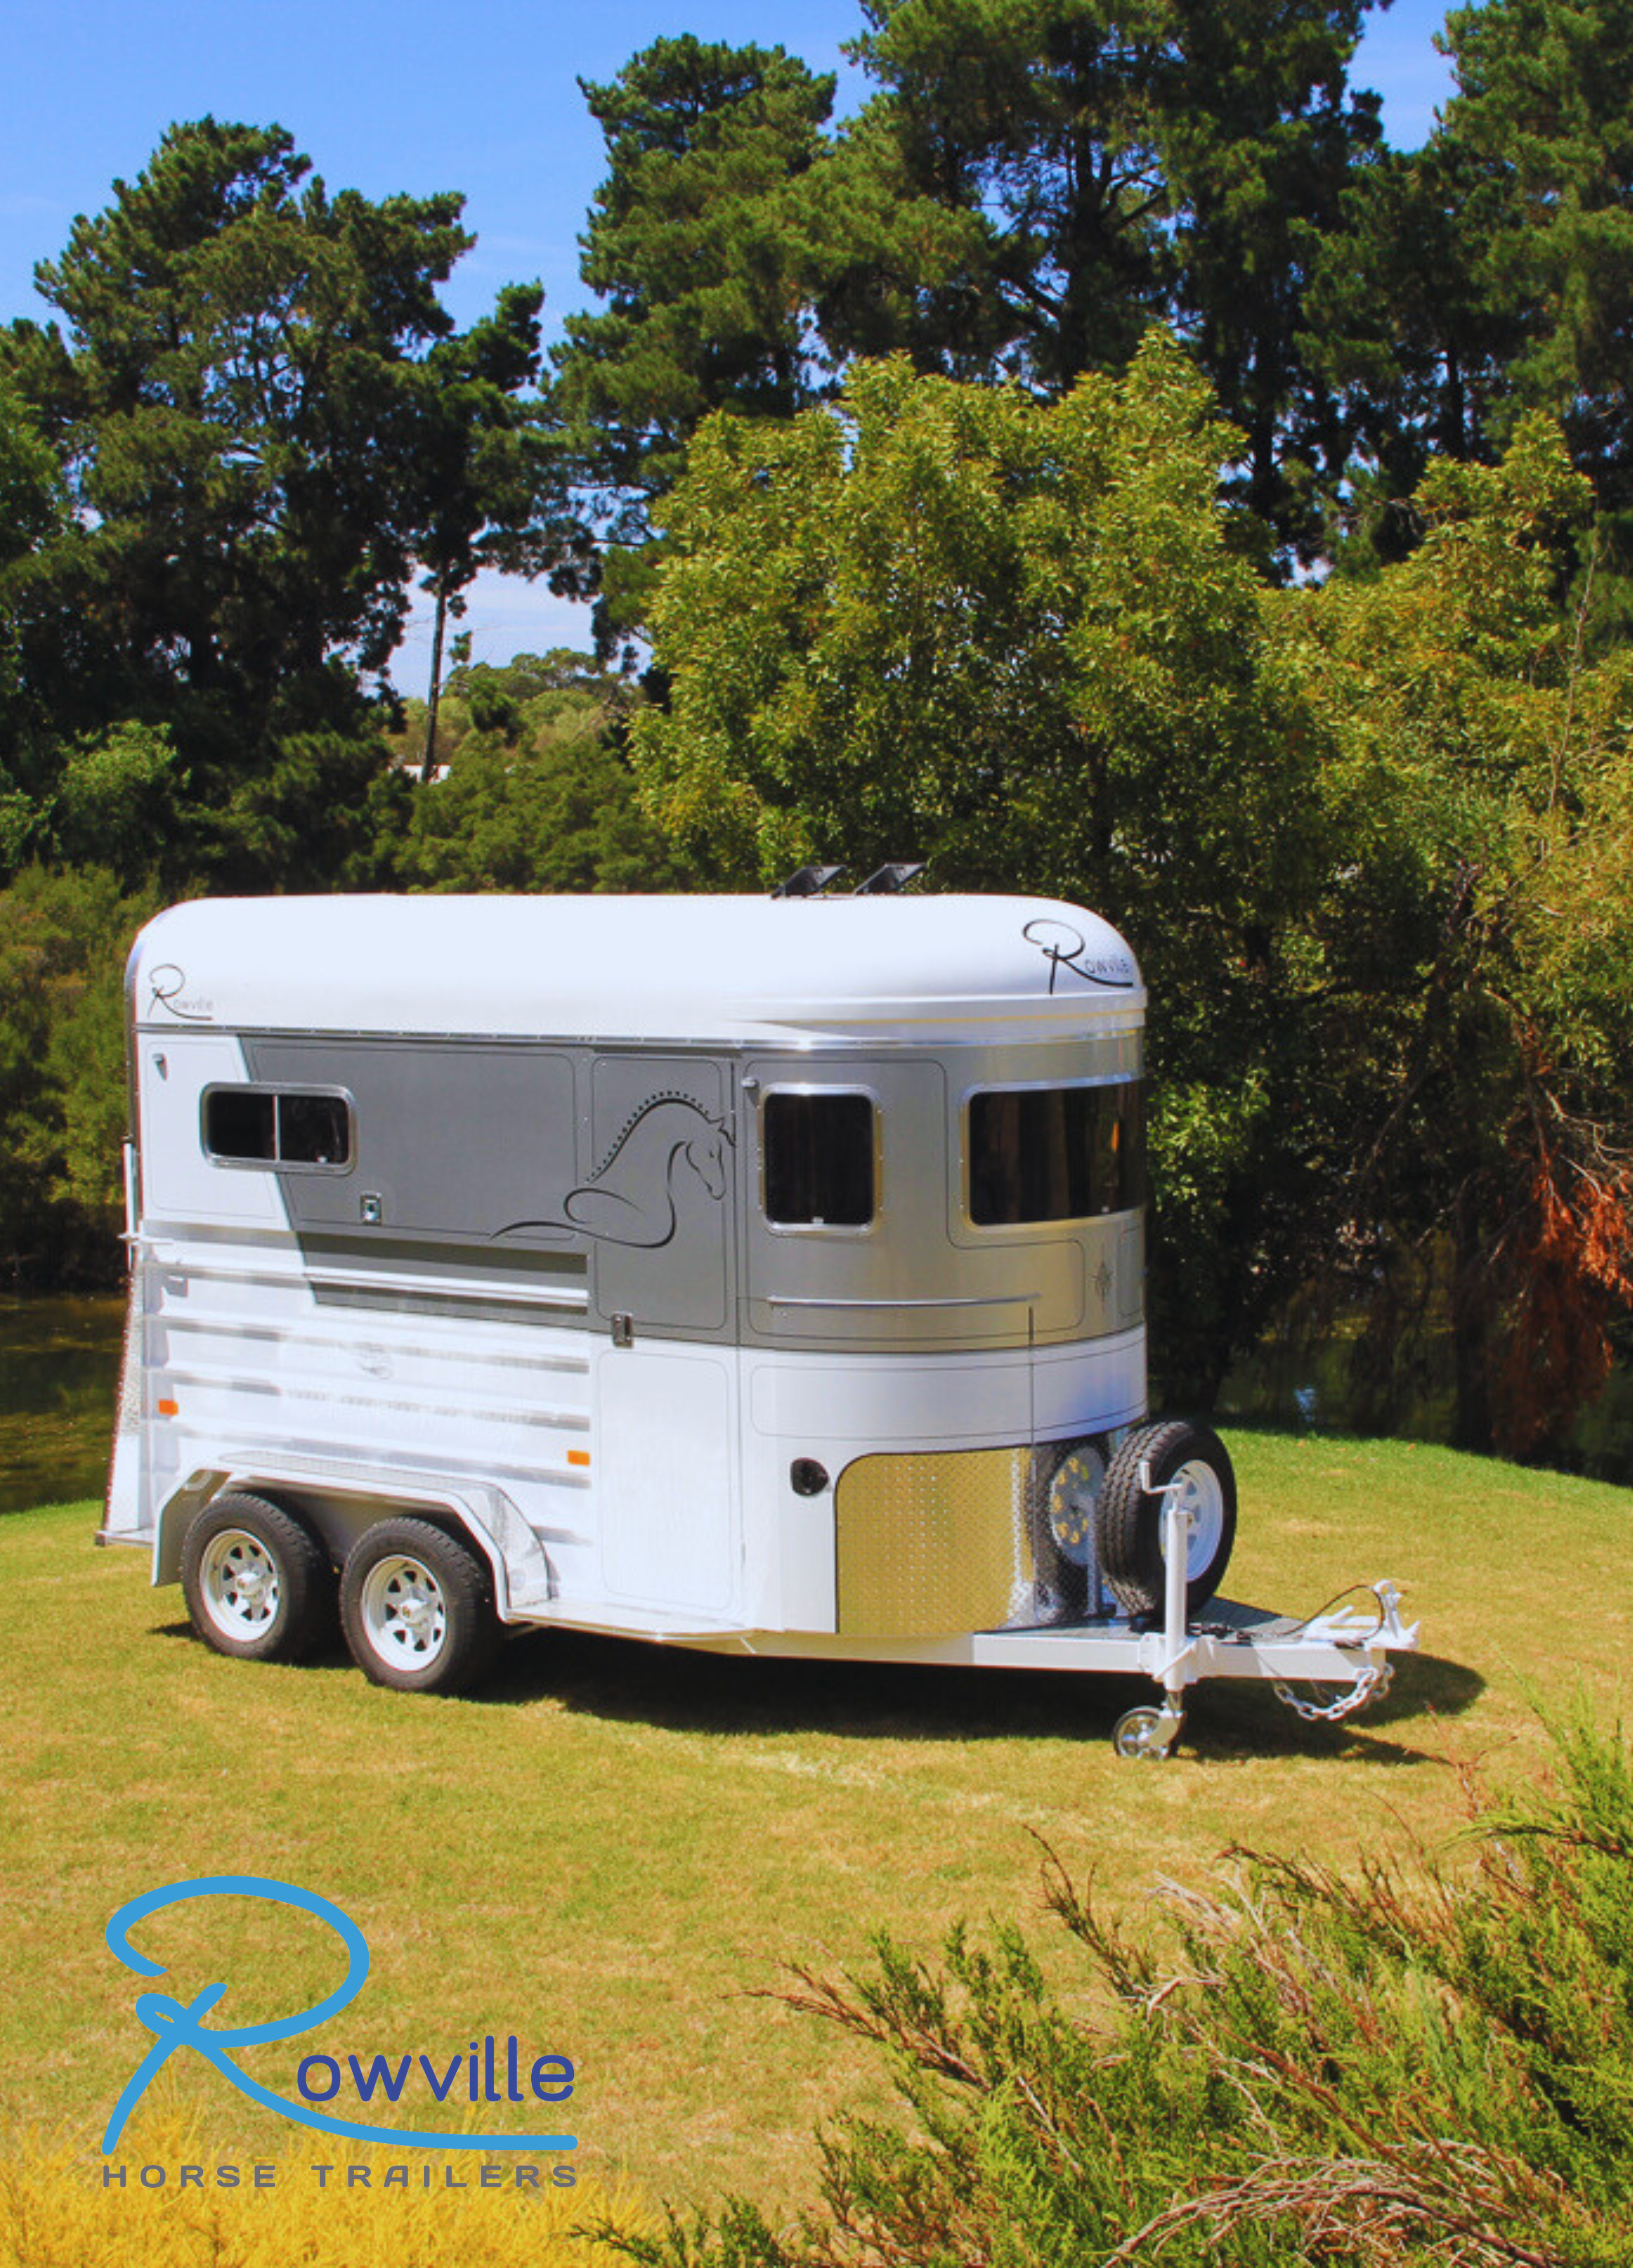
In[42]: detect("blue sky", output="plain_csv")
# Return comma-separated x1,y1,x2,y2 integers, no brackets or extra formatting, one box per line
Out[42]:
0,0,1457,673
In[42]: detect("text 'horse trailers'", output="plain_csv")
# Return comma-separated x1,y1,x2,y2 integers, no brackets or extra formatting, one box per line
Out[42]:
100,892,1414,1756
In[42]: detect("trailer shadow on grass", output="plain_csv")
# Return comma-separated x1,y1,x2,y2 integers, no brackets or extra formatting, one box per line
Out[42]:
478,1625,1483,1765
148,1609,1479,1761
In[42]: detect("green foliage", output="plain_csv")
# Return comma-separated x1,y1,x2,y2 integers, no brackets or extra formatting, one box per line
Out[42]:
552,35,840,649
1307,0,1633,560
638,334,1296,905
0,119,484,884
0,864,161,1286
620,1712,1633,2267
379,651,698,895
1276,417,1633,1452
841,0,1383,556
637,337,1332,1393
555,0,1385,581
1440,0,1633,495
0,372,70,817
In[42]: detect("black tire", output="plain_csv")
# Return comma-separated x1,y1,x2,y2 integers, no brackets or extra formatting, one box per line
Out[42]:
1028,1437,1108,1622
1096,1418,1237,1619
340,1517,500,1695
181,1492,334,1664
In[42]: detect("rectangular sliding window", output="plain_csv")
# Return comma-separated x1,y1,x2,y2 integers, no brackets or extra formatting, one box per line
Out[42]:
968,1081,1142,1225
204,1087,351,1169
763,1091,875,1226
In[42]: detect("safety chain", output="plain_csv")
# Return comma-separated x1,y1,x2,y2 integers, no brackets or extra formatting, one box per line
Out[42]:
1272,1661,1393,1723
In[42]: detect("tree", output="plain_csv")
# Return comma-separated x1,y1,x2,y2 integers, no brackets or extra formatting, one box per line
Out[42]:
833,0,1384,557
0,864,161,1285
1278,416,1633,1453
1439,0,1633,510
380,650,699,894
551,37,841,651
636,336,1334,1395
0,373,69,867
0,119,473,881
1304,140,1527,560
407,284,580,782
1308,0,1633,565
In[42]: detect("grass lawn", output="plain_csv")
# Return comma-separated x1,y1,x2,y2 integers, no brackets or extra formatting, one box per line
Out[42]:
3,1430,1631,2210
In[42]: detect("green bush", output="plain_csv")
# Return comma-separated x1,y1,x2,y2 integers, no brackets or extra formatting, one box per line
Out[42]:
623,1714,1633,2266
0,864,161,1286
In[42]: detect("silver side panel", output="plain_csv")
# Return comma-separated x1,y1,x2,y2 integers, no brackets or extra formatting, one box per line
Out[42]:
117,1018,1148,1642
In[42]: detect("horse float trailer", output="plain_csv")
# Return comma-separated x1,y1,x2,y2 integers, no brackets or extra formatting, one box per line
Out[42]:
97,887,1415,1756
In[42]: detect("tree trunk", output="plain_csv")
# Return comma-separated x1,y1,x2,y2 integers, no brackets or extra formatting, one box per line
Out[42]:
1451,1178,1494,1454
419,580,448,784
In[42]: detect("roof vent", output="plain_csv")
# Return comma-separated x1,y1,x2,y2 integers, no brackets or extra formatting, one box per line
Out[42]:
772,865,847,898
854,863,925,895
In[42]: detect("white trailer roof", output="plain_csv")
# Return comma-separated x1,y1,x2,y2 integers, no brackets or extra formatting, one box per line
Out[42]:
129,893,1144,1046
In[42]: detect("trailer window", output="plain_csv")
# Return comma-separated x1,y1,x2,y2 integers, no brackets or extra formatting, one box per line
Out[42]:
763,1091,875,1226
968,1081,1142,1225
204,1088,351,1169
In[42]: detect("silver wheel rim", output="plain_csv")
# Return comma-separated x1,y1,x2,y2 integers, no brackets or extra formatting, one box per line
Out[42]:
359,1554,449,1670
1115,1709,1161,1758
199,1528,281,1641
1171,1460,1226,1578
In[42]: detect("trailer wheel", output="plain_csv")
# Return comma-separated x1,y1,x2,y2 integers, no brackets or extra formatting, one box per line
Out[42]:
1096,1419,1237,1619
1029,1439,1107,1620
340,1519,499,1696
181,1492,334,1664
1112,1704,1181,1760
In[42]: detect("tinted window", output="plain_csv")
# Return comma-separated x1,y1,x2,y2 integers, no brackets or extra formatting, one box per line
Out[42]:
205,1088,351,1169
764,1091,875,1226
968,1082,1142,1225
278,1092,349,1165
204,1088,276,1162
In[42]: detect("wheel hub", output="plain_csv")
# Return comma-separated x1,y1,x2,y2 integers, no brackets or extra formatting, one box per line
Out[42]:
360,1556,448,1663
200,1530,281,1637
1047,1445,1106,1568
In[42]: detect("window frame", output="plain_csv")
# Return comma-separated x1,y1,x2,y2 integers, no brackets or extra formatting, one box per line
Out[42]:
960,1074,1143,1231
757,1082,883,1236
200,1082,357,1176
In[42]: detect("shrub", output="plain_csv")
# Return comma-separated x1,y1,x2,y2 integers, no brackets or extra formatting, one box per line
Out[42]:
620,1715,1633,2266
0,864,162,1286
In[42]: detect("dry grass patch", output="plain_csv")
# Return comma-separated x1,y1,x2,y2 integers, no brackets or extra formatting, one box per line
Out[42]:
0,2110,646,2267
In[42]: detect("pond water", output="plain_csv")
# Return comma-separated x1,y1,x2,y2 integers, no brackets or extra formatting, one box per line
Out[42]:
0,1292,126,1513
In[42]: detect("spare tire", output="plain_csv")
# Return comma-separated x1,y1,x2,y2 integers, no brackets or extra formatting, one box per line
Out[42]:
1096,1418,1236,1619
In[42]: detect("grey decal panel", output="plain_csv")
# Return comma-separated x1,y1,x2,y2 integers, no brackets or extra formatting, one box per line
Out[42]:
229,1032,1138,1355
245,1039,581,1246
503,1090,733,1252
588,1057,734,1331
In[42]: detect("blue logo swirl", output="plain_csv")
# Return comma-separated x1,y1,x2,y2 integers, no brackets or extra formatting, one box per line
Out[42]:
104,1876,576,2155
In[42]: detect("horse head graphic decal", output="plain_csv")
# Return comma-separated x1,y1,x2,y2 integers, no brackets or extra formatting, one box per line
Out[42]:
496,1093,734,1252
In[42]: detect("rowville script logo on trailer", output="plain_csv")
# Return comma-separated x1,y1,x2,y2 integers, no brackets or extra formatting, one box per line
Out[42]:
100,1876,578,2192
